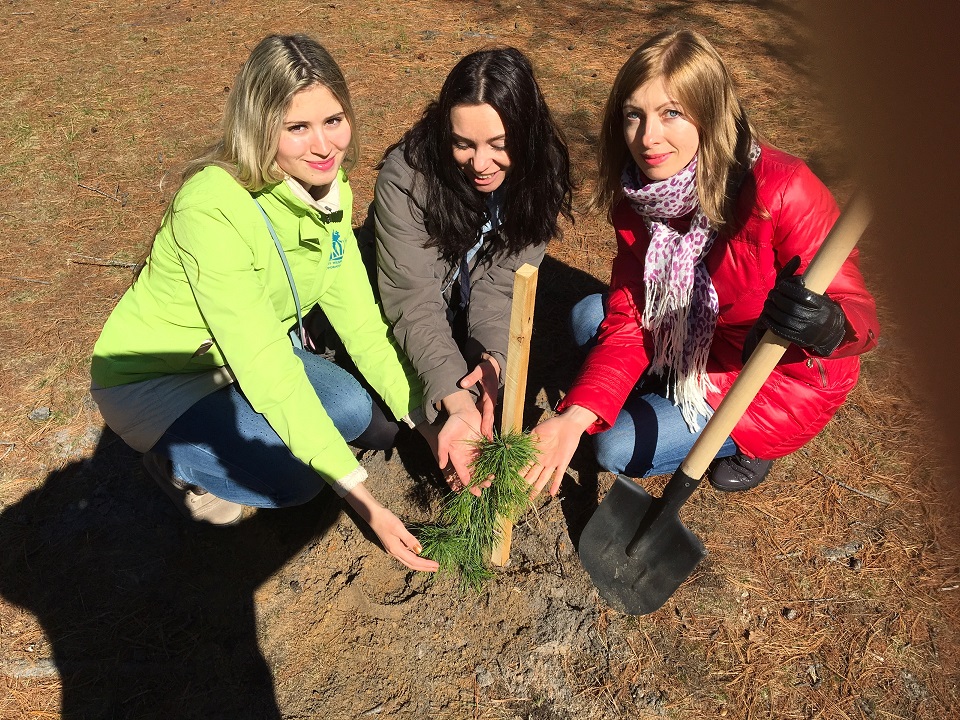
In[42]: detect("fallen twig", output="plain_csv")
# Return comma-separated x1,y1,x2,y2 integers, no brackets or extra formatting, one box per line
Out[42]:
68,254,139,269
473,675,479,720
814,469,891,505
793,596,868,604
78,181,127,206
0,273,51,284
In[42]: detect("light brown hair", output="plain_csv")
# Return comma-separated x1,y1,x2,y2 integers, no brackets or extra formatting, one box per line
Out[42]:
593,29,756,229
135,34,357,279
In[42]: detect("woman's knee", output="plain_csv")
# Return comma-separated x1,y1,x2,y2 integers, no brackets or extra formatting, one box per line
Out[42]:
591,430,630,475
328,390,373,442
268,477,326,507
569,293,606,351
297,349,375,441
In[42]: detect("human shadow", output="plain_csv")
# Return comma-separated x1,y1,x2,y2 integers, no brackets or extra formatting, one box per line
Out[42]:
0,422,343,719
526,254,609,547
526,254,606,417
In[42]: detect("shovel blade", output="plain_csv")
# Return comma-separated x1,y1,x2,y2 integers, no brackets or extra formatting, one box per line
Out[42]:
579,475,707,615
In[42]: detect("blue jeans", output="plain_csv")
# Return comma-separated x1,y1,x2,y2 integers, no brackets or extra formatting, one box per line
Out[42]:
151,347,391,508
570,293,738,478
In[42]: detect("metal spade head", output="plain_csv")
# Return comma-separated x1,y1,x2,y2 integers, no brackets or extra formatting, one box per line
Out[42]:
579,470,706,615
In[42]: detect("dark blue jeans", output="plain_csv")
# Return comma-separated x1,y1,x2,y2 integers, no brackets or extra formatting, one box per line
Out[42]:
570,293,738,477
151,347,394,507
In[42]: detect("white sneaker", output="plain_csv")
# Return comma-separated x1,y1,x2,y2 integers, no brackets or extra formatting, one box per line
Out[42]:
142,452,243,526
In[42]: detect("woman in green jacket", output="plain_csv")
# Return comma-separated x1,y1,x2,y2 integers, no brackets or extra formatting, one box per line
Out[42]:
90,34,438,572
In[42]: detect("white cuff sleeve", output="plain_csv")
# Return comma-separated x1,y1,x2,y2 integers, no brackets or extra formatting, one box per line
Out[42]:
401,405,428,429
331,465,368,498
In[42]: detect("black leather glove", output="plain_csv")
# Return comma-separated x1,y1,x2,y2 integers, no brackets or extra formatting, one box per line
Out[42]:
742,255,847,362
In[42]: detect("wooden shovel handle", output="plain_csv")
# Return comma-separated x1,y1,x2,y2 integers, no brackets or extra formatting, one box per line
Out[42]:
680,193,873,479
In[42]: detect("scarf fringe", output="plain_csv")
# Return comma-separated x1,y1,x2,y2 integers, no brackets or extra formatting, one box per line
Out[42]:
669,370,718,433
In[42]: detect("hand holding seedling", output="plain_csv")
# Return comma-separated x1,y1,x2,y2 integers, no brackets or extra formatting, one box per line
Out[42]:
524,405,598,498
436,391,488,495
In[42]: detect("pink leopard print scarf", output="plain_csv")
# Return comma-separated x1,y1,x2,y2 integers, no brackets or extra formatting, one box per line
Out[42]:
622,141,760,432
621,151,749,431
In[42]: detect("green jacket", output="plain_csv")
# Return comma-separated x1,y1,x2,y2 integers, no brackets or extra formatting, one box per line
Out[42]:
92,165,423,482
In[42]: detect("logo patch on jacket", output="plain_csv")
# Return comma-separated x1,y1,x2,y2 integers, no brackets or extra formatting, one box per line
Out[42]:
327,231,344,269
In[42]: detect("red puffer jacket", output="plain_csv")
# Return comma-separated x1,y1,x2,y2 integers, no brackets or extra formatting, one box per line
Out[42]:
560,146,879,459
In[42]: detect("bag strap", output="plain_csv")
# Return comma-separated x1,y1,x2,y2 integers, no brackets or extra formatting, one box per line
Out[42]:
253,198,307,349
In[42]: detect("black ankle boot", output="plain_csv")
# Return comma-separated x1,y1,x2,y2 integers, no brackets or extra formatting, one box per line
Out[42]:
709,453,774,492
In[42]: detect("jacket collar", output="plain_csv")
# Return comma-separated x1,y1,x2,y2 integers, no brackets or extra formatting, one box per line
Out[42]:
283,176,342,215
259,173,345,225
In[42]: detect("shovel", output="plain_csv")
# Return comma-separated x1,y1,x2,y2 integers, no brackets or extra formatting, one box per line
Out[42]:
579,194,873,615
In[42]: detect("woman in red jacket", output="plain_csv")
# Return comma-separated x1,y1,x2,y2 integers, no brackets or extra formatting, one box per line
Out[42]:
525,29,879,495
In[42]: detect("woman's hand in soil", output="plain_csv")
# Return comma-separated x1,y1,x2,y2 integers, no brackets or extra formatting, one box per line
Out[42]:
438,391,489,496
458,353,501,439
344,484,439,572
524,406,597,498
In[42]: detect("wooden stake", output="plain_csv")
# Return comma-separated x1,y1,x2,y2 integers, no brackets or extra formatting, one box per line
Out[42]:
490,263,538,567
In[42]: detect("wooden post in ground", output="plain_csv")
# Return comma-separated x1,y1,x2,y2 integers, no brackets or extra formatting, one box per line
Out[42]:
490,263,538,567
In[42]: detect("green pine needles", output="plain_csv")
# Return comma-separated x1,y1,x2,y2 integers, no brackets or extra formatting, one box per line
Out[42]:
418,430,538,591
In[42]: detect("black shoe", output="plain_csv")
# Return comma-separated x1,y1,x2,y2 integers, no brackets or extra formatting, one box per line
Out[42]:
709,453,774,492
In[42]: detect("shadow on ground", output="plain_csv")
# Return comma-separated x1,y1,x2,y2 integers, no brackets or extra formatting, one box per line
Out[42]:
526,255,609,547
0,253,611,719
0,428,342,720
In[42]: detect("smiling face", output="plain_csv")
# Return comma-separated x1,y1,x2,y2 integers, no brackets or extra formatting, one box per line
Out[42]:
274,83,352,198
622,76,700,182
450,103,512,193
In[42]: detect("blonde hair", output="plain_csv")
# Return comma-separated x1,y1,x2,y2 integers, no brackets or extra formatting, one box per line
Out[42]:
183,34,358,189
593,29,756,229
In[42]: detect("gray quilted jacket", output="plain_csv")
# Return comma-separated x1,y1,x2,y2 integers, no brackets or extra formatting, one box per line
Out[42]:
373,146,545,422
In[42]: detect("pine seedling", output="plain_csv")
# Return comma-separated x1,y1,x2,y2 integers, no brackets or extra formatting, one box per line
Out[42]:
419,430,537,591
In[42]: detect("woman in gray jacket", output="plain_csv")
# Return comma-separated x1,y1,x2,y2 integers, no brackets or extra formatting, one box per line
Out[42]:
374,48,573,491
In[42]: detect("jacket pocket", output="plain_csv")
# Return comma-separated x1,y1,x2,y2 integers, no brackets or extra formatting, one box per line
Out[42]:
805,357,828,389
